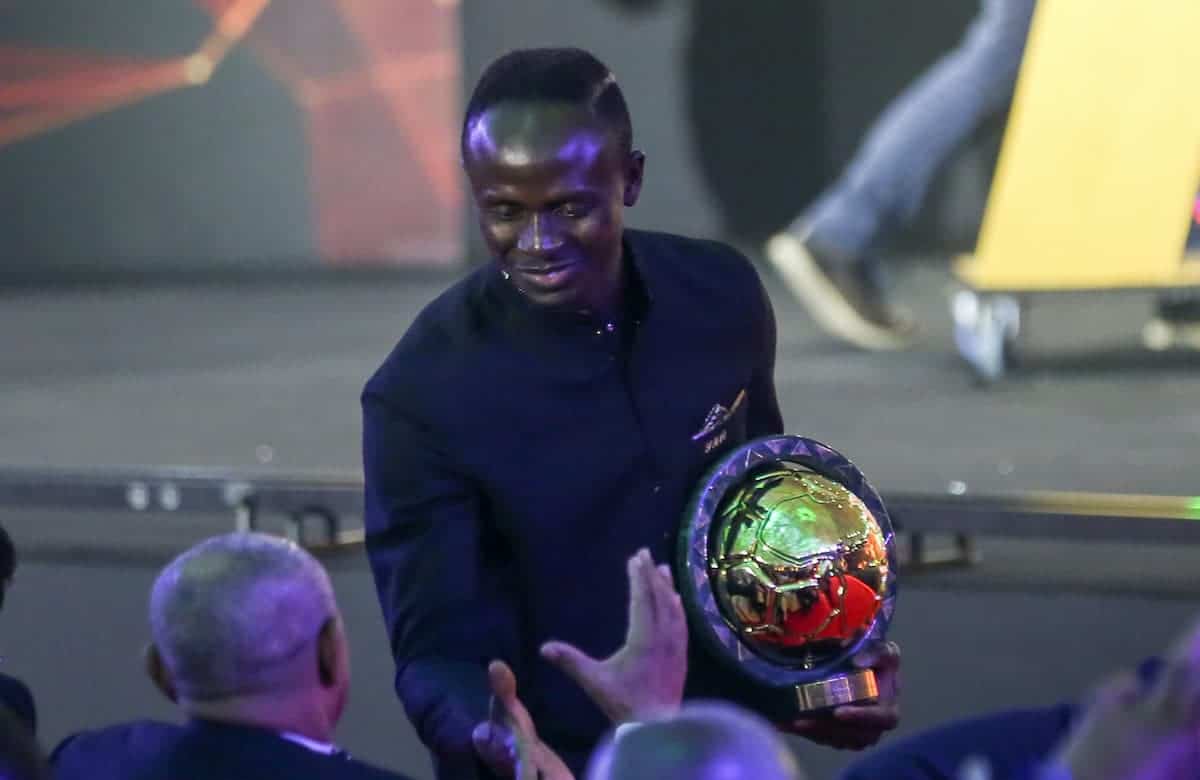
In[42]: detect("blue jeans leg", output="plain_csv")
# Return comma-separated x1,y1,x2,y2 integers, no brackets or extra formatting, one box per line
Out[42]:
801,0,1037,260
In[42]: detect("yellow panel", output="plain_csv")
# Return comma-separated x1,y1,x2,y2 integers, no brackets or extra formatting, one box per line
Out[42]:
956,252,1200,291
959,0,1200,291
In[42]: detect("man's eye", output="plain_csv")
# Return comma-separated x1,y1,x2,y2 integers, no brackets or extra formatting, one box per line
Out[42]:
489,204,521,220
557,203,590,219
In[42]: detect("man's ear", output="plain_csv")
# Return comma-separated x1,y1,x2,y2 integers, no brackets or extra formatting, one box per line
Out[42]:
144,644,178,703
316,617,343,688
623,150,646,207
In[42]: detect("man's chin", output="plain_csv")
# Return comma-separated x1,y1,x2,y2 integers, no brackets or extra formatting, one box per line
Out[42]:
518,285,582,311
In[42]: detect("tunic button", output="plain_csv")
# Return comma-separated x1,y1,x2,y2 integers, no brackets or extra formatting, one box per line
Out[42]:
653,484,662,494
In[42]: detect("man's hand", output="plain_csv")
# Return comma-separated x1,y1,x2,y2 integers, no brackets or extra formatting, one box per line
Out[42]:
1050,619,1200,780
1051,667,1200,780
540,548,688,724
472,660,574,780
779,640,901,750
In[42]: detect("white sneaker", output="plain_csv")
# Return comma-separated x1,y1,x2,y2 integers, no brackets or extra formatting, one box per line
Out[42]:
764,231,916,351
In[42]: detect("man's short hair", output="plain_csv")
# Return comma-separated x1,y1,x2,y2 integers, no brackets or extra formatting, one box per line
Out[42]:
586,702,804,780
149,532,337,701
462,47,633,157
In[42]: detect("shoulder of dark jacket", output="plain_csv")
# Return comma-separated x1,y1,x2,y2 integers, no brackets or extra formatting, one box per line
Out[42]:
625,228,760,285
624,228,771,321
49,720,180,763
363,265,493,403
50,720,413,779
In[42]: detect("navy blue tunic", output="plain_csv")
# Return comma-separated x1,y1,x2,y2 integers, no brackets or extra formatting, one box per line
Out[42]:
362,229,783,777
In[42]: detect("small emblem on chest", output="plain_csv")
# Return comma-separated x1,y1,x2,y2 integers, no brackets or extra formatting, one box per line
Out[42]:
692,389,747,449
703,429,728,453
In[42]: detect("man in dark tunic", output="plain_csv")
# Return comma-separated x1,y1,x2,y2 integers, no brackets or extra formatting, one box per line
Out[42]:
362,47,899,779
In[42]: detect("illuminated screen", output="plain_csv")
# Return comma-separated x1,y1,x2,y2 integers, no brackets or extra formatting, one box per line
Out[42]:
0,0,462,271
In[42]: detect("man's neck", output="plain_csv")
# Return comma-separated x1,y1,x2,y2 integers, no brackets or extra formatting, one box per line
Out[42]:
581,253,630,323
182,692,334,744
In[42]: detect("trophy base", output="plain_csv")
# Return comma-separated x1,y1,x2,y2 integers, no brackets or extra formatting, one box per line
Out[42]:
794,669,878,713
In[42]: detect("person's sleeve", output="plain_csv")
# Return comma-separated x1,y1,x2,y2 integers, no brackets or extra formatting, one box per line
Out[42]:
362,388,519,779
0,676,36,735
15,681,35,736
838,705,1076,780
745,267,785,437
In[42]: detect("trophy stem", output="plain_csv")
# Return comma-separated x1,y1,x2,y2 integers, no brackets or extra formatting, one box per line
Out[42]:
794,669,878,713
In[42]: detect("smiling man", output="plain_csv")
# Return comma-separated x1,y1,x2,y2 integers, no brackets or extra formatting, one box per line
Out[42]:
465,96,631,316
362,47,898,780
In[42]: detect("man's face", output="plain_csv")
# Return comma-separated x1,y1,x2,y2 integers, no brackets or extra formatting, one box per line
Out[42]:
463,102,643,312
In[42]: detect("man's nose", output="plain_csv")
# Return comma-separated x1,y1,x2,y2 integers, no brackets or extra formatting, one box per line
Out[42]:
516,213,563,254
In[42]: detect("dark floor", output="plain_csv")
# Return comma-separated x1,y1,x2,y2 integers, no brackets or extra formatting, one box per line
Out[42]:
2,262,1200,779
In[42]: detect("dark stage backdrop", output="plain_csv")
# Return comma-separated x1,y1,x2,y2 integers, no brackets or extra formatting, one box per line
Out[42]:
464,0,996,257
0,0,462,278
1,1,996,279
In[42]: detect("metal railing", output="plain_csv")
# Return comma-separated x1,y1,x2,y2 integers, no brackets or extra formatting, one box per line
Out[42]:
2,467,1197,555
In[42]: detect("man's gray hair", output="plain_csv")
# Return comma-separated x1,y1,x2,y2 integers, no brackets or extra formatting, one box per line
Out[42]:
149,532,338,701
586,701,804,780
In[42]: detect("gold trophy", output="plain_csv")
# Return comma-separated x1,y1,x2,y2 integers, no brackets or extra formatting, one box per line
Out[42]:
677,435,896,718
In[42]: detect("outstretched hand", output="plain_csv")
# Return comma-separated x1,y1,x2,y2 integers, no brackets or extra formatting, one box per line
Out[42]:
540,548,688,724
472,660,574,780
1051,618,1200,780
779,640,901,750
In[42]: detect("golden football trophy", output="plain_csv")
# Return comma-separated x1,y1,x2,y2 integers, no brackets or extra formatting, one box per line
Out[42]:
677,435,896,718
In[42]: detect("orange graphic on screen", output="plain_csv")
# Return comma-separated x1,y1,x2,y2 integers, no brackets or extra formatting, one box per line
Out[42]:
0,0,462,265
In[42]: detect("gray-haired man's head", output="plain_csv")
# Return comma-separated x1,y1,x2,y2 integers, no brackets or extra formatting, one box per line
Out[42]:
146,532,349,730
586,701,805,780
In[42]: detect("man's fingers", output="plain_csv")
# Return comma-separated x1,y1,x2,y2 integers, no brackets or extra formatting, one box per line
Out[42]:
635,548,667,632
1146,656,1200,723
488,659,518,705
530,741,576,780
852,640,900,670
488,692,507,728
653,562,688,659
781,719,878,750
832,703,900,730
542,640,603,689
472,720,516,775
852,640,901,701
648,556,676,628
542,639,617,722
782,718,820,734
655,562,677,610
625,550,654,639
488,658,542,740
655,563,681,602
